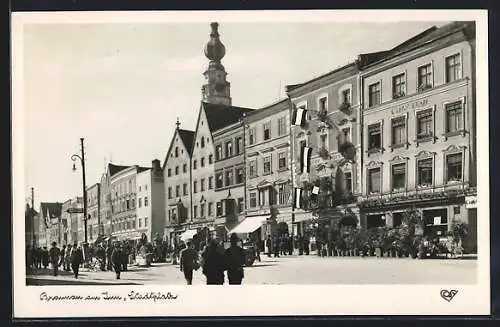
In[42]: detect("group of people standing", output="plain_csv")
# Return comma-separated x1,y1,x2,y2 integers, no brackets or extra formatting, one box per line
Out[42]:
179,233,246,285
26,242,84,278
25,241,129,280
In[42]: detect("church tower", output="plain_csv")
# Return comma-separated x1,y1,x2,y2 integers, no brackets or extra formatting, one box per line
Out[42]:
202,22,232,106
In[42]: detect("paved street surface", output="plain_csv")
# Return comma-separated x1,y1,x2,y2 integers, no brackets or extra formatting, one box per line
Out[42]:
26,254,477,285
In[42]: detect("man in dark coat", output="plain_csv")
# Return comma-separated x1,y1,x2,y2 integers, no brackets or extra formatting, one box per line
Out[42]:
41,246,49,268
59,245,66,269
224,233,245,285
180,241,199,285
96,244,106,271
70,242,84,279
201,239,225,285
265,236,272,258
111,243,125,279
273,236,280,258
106,244,113,271
49,242,61,276
288,235,294,255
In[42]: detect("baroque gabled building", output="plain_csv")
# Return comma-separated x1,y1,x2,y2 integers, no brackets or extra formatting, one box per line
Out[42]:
163,124,195,241
163,22,254,244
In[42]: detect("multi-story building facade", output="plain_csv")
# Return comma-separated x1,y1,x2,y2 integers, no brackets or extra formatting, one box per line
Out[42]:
358,22,477,252
109,164,150,241
286,62,362,236
212,119,246,240
60,199,72,245
163,22,254,244
136,159,165,241
163,125,195,241
38,202,63,247
242,99,293,239
86,183,101,243
99,169,112,236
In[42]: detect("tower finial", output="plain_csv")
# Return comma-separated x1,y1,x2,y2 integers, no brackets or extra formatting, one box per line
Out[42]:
176,117,180,129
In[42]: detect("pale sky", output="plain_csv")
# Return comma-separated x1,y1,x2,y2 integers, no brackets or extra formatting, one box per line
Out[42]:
22,20,447,208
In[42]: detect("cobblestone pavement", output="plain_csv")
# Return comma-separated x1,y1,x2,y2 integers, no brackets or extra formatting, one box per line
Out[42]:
26,254,477,285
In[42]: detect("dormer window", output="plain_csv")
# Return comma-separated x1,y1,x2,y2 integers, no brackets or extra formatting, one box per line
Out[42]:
341,89,351,105
263,122,271,140
319,97,327,111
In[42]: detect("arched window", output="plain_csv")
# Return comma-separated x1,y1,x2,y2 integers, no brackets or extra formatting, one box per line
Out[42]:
175,147,179,157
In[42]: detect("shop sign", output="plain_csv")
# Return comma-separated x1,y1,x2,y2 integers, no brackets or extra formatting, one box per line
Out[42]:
391,98,429,116
465,196,477,209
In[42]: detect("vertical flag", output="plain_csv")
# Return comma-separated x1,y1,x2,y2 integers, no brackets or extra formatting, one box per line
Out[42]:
292,107,307,126
44,208,50,228
300,147,312,173
293,188,303,209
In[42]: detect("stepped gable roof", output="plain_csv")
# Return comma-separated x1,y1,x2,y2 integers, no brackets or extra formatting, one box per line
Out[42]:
108,163,131,177
202,102,255,132
178,129,195,155
40,202,62,218
359,21,474,69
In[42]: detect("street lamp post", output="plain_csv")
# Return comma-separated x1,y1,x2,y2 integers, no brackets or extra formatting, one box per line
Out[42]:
71,138,88,244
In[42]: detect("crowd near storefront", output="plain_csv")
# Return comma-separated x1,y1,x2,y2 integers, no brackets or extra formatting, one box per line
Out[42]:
28,21,477,278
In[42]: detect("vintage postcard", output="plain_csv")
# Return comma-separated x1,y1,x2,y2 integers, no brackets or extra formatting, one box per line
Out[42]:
12,10,490,317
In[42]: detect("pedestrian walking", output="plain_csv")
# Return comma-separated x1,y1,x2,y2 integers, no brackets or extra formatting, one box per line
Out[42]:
64,244,72,271
201,239,225,285
59,245,66,269
41,246,49,268
224,233,245,285
179,241,199,285
111,242,125,280
49,242,61,276
273,236,280,258
288,235,294,255
106,244,113,271
266,236,272,258
96,244,106,271
70,242,84,279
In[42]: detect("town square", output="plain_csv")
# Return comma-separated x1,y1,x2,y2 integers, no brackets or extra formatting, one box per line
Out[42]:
23,19,478,286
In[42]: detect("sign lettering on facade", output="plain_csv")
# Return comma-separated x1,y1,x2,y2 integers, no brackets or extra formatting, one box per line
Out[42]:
391,98,429,116
465,196,477,209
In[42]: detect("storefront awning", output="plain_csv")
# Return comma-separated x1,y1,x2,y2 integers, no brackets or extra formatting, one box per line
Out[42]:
179,229,197,241
228,215,268,234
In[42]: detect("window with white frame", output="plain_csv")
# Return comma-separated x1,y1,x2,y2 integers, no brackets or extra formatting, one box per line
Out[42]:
235,137,243,154
200,203,205,217
368,167,381,193
319,97,327,111
418,64,433,90
391,116,406,146
208,176,213,189
249,128,256,145
225,170,233,186
417,109,433,140
446,101,463,133
249,192,257,208
445,53,461,83
341,89,351,105
208,202,213,216
369,82,381,107
278,117,286,136
236,167,244,184
200,178,205,191
175,186,180,197
391,163,406,191
277,183,287,205
193,181,198,193
216,173,223,188
249,159,257,178
263,155,272,175
263,122,271,140
368,123,382,150
216,144,223,160
225,141,233,157
392,73,406,98
278,152,287,170
417,158,433,187
338,127,350,145
216,202,223,216
237,198,244,213
446,153,463,182
183,183,188,196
